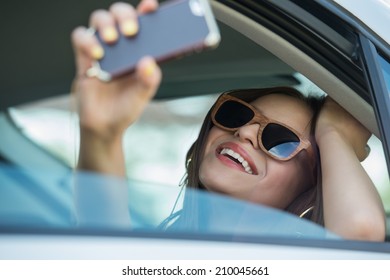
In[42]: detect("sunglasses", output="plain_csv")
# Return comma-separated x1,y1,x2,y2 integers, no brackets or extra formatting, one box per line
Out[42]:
211,93,313,161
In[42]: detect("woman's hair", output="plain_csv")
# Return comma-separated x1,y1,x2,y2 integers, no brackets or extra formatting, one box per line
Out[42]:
168,87,325,229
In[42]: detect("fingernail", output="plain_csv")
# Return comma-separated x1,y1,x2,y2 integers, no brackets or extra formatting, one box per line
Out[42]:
102,26,118,42
91,46,104,59
122,20,138,36
143,60,157,77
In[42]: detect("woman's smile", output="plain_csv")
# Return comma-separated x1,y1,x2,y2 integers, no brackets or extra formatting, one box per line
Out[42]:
215,142,258,175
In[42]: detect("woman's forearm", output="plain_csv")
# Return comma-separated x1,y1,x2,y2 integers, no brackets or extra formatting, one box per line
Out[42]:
318,131,386,241
78,128,127,177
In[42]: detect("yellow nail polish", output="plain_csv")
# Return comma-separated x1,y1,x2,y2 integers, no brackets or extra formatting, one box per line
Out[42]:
102,26,118,41
143,61,156,77
91,46,104,59
122,20,138,36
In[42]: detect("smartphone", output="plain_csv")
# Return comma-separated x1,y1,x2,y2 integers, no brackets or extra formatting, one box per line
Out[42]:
86,0,221,82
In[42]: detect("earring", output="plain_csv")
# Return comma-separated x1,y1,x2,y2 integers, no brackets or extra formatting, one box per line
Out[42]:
299,206,314,218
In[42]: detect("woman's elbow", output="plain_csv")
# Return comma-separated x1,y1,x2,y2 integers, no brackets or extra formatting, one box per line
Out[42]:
339,214,386,242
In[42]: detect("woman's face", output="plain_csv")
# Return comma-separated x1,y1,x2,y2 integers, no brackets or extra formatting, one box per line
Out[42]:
199,93,314,209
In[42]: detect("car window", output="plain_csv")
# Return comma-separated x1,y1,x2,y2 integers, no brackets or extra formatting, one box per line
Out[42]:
5,73,390,231
1,93,339,239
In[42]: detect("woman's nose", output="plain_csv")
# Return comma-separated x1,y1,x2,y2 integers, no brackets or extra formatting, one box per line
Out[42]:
234,124,260,149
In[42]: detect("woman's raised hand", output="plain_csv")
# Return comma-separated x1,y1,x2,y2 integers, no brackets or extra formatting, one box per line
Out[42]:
315,97,371,162
71,0,162,141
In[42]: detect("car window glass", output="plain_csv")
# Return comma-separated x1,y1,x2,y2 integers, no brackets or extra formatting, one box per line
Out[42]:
372,54,390,213
378,54,390,91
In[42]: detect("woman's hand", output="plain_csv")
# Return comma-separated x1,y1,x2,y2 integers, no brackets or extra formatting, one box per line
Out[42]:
71,0,162,141
315,97,371,162
72,0,162,175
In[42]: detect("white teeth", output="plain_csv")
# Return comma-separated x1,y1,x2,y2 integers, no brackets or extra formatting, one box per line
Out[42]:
220,148,253,174
245,167,253,174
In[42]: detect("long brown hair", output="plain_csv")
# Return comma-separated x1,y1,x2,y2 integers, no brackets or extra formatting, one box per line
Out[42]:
170,87,325,229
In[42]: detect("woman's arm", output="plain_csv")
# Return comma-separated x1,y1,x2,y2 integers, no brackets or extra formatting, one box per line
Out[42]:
71,0,162,226
315,98,386,241
71,0,162,177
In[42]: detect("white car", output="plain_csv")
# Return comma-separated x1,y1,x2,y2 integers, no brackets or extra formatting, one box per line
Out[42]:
0,0,389,262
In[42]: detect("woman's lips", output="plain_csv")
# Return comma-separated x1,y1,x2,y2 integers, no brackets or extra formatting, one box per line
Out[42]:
215,142,258,175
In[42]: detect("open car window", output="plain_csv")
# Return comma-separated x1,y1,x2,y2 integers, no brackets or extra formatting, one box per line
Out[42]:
3,75,390,238
7,75,390,201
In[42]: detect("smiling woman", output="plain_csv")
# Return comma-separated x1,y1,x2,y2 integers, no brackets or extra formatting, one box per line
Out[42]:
174,87,347,229
70,0,386,241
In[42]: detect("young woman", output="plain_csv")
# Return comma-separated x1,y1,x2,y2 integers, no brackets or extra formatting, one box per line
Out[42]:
71,0,385,240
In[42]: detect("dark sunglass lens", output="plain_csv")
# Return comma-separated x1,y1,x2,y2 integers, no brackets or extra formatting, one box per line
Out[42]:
262,124,300,158
214,100,254,128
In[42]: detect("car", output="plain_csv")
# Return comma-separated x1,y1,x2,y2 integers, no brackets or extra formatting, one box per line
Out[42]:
1,0,390,264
